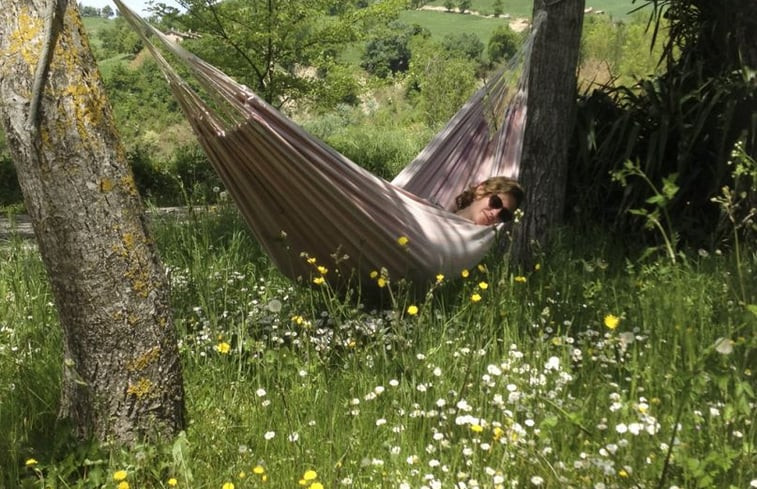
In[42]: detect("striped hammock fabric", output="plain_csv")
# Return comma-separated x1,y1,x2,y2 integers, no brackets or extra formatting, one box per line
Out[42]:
114,0,535,290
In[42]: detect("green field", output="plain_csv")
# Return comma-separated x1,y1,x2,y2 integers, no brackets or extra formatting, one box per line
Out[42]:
81,16,111,50
424,0,647,20
399,10,515,46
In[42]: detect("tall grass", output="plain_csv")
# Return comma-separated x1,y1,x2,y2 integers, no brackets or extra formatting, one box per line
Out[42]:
1,203,754,488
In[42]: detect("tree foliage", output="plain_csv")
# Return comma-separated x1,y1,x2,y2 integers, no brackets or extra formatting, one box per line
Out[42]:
361,22,429,79
154,0,404,108
440,32,484,64
487,25,521,65
98,16,143,56
408,36,478,128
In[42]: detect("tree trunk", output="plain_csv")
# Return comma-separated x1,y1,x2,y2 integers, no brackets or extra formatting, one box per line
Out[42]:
0,0,184,442
512,0,584,265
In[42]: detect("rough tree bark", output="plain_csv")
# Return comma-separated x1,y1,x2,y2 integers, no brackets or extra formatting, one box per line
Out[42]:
0,0,184,442
512,0,584,265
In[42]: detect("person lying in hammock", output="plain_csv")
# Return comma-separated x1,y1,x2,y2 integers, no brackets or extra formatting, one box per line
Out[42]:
454,176,524,226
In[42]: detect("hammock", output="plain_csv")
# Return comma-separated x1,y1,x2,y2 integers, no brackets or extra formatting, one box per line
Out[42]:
114,0,536,290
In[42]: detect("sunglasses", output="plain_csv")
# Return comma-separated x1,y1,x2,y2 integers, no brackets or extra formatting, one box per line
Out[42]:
488,194,514,223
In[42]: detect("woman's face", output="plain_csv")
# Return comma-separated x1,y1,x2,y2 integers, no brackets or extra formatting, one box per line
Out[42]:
469,192,518,226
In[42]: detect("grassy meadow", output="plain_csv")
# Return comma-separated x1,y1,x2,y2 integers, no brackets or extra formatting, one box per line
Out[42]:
423,0,642,20
1,203,755,489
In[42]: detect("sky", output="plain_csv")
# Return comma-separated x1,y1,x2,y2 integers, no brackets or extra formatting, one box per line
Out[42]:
79,0,181,17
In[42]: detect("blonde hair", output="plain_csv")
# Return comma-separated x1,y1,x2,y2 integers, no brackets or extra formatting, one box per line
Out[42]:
455,176,524,211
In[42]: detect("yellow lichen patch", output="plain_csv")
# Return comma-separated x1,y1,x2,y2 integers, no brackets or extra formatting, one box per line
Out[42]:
127,346,161,372
126,378,154,399
120,174,138,197
100,178,114,192
5,8,43,71
122,232,135,250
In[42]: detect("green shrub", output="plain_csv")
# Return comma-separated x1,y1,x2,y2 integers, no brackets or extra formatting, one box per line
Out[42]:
0,153,23,208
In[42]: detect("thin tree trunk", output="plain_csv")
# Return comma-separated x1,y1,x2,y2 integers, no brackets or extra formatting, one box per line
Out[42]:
0,0,184,442
512,0,584,266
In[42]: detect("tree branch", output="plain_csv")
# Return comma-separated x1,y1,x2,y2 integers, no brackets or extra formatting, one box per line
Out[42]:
27,0,68,134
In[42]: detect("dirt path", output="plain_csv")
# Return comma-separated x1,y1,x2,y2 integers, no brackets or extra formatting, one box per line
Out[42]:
0,214,33,240
0,208,195,241
417,5,531,32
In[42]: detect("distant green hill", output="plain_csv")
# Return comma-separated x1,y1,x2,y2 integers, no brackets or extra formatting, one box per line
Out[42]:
398,10,516,47
423,0,641,20
82,16,112,51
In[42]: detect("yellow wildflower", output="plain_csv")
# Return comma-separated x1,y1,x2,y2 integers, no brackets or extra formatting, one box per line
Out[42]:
493,427,504,441
215,342,231,354
534,263,541,271
313,276,325,286
167,478,178,487
477,264,487,273
117,482,130,489
618,469,629,478
222,483,235,489
406,305,419,316
306,257,317,265
514,275,527,283
316,266,328,275
25,458,38,467
397,236,409,247
310,483,324,489
471,293,482,303
113,470,128,482
303,470,318,481
435,273,444,283
377,277,387,288
471,424,484,433
604,314,620,330
238,471,246,479
478,281,488,290
461,269,470,278
369,270,378,279
253,466,265,475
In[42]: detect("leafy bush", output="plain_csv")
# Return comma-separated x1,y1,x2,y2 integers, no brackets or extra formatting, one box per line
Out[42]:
172,143,224,204
0,153,23,208
127,144,180,206
407,36,478,128
487,25,521,64
569,6,757,248
441,32,484,63
360,22,429,79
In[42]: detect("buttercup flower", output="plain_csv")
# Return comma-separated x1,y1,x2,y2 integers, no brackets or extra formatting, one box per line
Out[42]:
406,305,419,316
167,478,178,487
397,236,409,247
435,273,444,283
471,293,482,303
604,314,620,330
461,269,470,278
113,470,128,481
310,483,324,489
222,483,235,489
25,458,38,467
252,466,265,475
316,265,328,275
478,281,489,290
215,342,231,354
514,275,527,283
303,470,318,481
117,482,130,489
313,276,326,285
